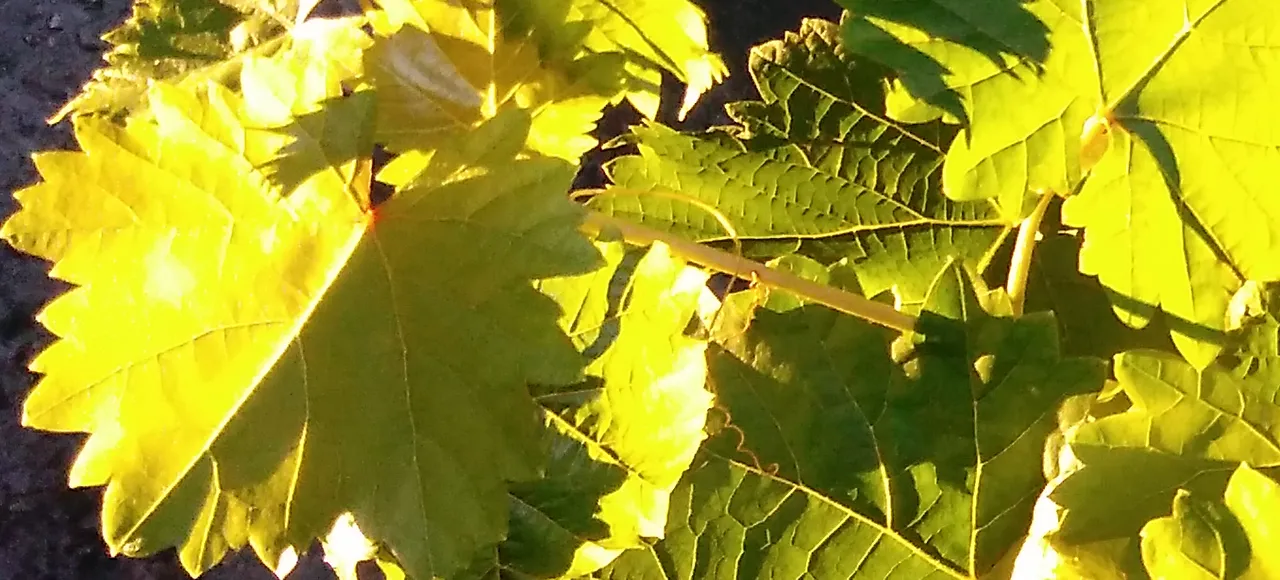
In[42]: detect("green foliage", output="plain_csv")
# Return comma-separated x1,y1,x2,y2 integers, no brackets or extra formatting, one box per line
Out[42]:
590,17,1013,303
5,0,1280,579
840,0,1280,369
598,261,1104,579
1141,464,1280,579
56,0,342,119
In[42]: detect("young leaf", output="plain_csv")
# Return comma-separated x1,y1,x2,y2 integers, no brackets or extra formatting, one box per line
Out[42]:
471,242,715,579
845,1,1280,368
598,261,1105,578
1,65,600,580
590,18,1012,302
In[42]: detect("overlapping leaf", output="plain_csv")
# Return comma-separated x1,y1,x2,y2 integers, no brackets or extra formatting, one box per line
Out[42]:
598,261,1105,578
493,0,727,119
1,57,601,580
1040,320,1280,573
838,0,1076,218
466,241,715,579
843,1,1280,368
365,0,722,168
364,0,613,163
589,18,1013,302
1141,464,1280,579
1023,232,1173,360
56,0,349,120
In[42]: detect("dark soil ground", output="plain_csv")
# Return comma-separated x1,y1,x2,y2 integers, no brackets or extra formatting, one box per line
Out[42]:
0,1,840,578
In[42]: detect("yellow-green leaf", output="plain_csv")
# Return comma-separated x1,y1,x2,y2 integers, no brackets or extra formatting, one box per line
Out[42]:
57,0,361,120
465,241,714,579
843,1,1280,368
2,62,599,580
1141,465,1280,579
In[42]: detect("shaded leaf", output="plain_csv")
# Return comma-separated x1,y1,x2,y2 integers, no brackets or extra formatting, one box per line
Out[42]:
1024,231,1173,360
1140,464,1280,579
598,262,1105,578
1048,343,1280,561
56,0,354,120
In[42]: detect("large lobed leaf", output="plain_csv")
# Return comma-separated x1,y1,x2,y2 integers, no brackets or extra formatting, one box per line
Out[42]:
492,0,727,120
842,0,1280,368
589,17,1013,303
1,56,603,580
597,261,1105,578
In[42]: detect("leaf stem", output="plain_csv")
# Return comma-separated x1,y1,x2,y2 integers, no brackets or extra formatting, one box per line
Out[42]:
582,211,919,333
1006,192,1055,316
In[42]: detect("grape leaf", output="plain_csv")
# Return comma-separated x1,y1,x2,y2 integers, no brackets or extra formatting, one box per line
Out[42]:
55,0,347,120
364,0,720,166
492,0,727,120
598,261,1105,578
845,1,1279,368
0,60,600,580
1047,338,1280,560
838,0,1078,219
462,241,715,579
1141,464,1280,579
362,0,615,167
590,17,1013,302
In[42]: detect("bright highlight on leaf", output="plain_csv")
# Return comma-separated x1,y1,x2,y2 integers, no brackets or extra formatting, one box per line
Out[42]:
492,0,727,120
364,0,725,164
1020,315,1280,577
1140,464,1280,579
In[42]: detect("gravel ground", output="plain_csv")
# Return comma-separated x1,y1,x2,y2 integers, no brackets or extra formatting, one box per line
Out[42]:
0,1,839,578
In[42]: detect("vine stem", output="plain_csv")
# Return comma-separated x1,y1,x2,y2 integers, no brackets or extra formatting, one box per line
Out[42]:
582,211,919,333
1005,192,1055,316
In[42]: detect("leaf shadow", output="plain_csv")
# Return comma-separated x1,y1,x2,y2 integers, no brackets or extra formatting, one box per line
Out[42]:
256,90,376,207
703,267,1105,573
836,0,1051,124
702,303,971,564
1102,285,1230,350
